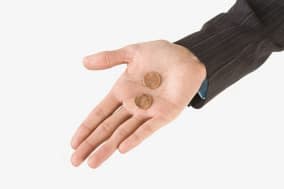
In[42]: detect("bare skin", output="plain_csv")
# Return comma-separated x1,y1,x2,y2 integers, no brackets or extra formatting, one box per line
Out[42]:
70,40,206,169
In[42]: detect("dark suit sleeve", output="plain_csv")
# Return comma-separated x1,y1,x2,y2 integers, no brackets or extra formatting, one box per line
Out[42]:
174,0,284,108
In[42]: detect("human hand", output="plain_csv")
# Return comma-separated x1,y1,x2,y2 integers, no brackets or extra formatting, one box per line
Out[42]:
71,40,206,168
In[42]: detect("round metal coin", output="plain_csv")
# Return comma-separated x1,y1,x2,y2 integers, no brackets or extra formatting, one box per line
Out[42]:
134,94,153,110
143,71,162,89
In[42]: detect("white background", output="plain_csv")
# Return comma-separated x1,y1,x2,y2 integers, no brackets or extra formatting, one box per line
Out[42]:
0,0,283,188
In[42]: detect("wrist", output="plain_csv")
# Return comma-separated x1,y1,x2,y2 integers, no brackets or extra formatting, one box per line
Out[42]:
190,55,207,82
174,43,207,82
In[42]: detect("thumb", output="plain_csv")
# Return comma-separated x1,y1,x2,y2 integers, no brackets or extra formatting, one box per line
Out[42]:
83,47,133,70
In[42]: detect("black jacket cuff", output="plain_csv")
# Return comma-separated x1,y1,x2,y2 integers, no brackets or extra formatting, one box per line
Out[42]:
173,0,284,108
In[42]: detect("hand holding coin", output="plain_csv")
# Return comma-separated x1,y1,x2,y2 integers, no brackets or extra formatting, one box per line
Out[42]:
71,40,206,169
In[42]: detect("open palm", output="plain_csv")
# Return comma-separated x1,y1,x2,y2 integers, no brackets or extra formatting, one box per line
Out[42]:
71,40,206,168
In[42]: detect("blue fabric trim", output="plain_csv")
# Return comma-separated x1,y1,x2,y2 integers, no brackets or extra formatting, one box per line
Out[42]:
198,79,208,100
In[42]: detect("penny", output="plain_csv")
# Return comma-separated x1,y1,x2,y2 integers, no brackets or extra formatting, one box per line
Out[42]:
134,94,153,110
143,71,162,89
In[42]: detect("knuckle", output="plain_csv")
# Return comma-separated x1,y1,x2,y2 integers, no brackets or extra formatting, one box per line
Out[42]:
94,107,106,118
85,139,95,148
104,52,111,65
131,133,141,144
116,128,129,138
143,124,154,135
132,116,145,123
99,122,112,134
80,122,92,132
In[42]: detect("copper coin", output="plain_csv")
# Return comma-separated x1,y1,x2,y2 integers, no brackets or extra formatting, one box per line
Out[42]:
134,94,153,110
143,71,162,89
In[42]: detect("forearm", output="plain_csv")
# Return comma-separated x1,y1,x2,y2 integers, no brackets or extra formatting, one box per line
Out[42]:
175,0,284,108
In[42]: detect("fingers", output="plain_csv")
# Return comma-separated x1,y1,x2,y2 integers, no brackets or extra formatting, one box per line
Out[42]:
83,46,134,70
71,93,121,149
87,116,146,169
71,107,131,167
118,118,166,154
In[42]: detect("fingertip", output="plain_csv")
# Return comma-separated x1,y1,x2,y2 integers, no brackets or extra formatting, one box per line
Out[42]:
118,143,129,154
71,140,78,150
71,154,82,167
118,148,127,154
83,56,92,69
87,158,99,169
71,134,80,150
